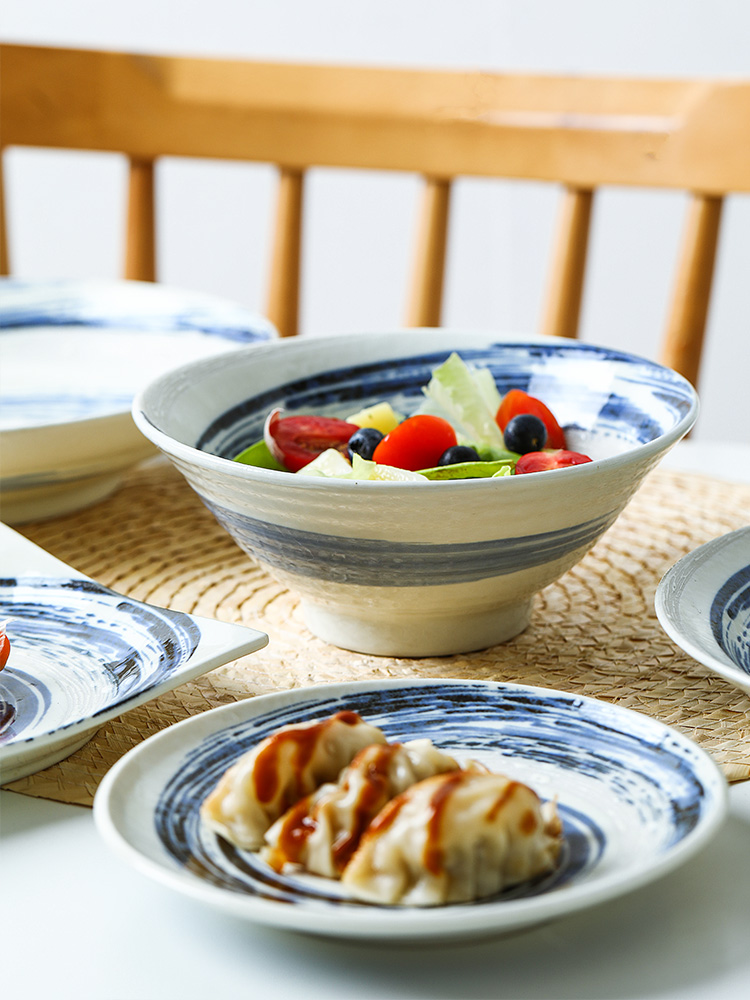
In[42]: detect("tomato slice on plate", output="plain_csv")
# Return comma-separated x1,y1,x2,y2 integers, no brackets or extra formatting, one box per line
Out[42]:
514,450,592,474
496,390,566,449
264,409,360,472
372,414,457,472
0,624,10,670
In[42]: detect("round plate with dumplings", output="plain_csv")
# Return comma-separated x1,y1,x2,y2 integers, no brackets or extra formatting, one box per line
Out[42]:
93,679,727,942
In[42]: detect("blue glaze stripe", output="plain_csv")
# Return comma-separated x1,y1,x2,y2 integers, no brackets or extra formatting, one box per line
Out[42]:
201,500,617,586
710,564,750,675
196,343,695,458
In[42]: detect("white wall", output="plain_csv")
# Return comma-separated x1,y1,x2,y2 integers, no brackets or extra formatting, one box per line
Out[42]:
3,0,749,443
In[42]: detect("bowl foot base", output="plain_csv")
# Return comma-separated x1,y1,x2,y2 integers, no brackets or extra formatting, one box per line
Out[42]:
300,598,533,657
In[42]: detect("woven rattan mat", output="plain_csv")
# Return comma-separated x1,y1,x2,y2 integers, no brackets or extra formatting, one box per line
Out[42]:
4,458,750,805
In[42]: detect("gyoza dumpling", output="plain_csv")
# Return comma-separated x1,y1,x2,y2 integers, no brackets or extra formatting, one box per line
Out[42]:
200,711,387,850
340,769,562,906
262,739,460,877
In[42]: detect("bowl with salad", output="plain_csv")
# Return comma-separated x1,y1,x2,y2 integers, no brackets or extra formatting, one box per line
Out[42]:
133,330,698,657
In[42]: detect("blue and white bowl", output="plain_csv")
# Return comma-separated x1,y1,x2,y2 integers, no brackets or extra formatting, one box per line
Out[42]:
134,330,698,657
0,278,276,523
656,527,750,696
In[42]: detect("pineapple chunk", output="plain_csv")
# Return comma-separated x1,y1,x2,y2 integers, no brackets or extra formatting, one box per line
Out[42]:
345,401,403,435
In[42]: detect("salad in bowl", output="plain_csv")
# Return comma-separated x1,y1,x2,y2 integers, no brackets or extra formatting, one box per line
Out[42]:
133,330,698,657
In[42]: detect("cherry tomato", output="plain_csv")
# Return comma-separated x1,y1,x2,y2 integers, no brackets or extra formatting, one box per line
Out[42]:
372,414,457,472
514,450,592,474
264,409,360,472
0,625,9,671
496,390,566,449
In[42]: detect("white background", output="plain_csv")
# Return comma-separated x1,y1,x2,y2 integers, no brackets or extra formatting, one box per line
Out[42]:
3,0,749,443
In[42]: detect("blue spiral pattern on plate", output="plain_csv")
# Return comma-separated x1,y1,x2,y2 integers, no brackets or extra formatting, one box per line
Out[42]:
709,564,750,675
153,683,710,909
196,343,694,459
0,577,201,745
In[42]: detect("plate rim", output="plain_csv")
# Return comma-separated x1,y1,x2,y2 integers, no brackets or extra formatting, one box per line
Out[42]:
0,276,276,435
0,525,268,773
93,677,728,941
655,526,750,692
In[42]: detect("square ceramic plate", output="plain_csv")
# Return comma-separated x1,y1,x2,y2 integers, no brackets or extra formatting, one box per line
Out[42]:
93,678,727,942
0,524,268,782
655,526,750,696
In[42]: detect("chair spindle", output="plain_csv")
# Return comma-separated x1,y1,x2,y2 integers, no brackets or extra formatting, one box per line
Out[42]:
406,176,452,328
660,193,724,388
266,167,305,338
125,157,156,281
539,186,595,341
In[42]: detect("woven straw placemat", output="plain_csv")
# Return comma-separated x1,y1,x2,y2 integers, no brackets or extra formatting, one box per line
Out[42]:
4,457,750,805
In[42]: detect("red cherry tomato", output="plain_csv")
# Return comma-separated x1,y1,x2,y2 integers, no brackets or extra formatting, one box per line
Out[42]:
0,626,9,671
514,450,592,474
264,409,360,472
496,390,566,449
372,415,457,472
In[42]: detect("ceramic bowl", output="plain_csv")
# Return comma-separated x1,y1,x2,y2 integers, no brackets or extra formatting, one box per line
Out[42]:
655,527,750,697
133,330,698,657
0,277,276,524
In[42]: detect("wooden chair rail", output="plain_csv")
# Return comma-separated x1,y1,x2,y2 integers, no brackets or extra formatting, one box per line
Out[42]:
2,43,749,387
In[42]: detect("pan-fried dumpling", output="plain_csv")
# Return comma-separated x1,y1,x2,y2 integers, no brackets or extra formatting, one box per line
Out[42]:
200,711,387,850
262,739,460,877
340,769,562,906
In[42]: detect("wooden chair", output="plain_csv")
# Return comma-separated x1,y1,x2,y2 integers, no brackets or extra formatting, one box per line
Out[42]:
2,43,749,388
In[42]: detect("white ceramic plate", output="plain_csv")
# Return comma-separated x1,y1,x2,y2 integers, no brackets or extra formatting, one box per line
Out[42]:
0,278,276,523
94,678,727,942
656,526,750,697
0,524,268,782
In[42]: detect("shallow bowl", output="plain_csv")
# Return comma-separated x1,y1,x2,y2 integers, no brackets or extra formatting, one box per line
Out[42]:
0,277,275,523
133,330,698,656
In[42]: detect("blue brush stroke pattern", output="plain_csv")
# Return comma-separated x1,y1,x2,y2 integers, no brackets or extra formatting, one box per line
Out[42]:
0,277,275,427
710,564,750,675
196,344,695,458
204,499,618,586
0,577,201,745
0,277,275,341
153,682,713,910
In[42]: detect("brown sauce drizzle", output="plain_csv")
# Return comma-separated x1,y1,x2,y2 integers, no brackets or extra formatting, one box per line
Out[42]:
269,742,403,872
423,771,469,876
519,808,538,835
252,710,363,806
331,743,402,872
266,796,318,872
485,779,521,823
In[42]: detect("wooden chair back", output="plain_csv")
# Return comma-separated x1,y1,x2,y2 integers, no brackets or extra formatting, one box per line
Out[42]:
2,43,749,387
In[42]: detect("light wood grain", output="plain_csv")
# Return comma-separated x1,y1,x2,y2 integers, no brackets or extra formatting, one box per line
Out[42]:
265,167,304,339
406,177,452,328
0,160,9,276
539,187,594,340
661,194,724,389
2,43,748,372
124,157,156,281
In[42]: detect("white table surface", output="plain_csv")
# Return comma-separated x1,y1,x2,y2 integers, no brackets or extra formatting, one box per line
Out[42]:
2,440,750,1000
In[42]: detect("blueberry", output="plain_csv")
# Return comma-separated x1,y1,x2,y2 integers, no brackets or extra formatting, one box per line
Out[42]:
437,445,481,466
503,414,547,454
348,427,384,461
